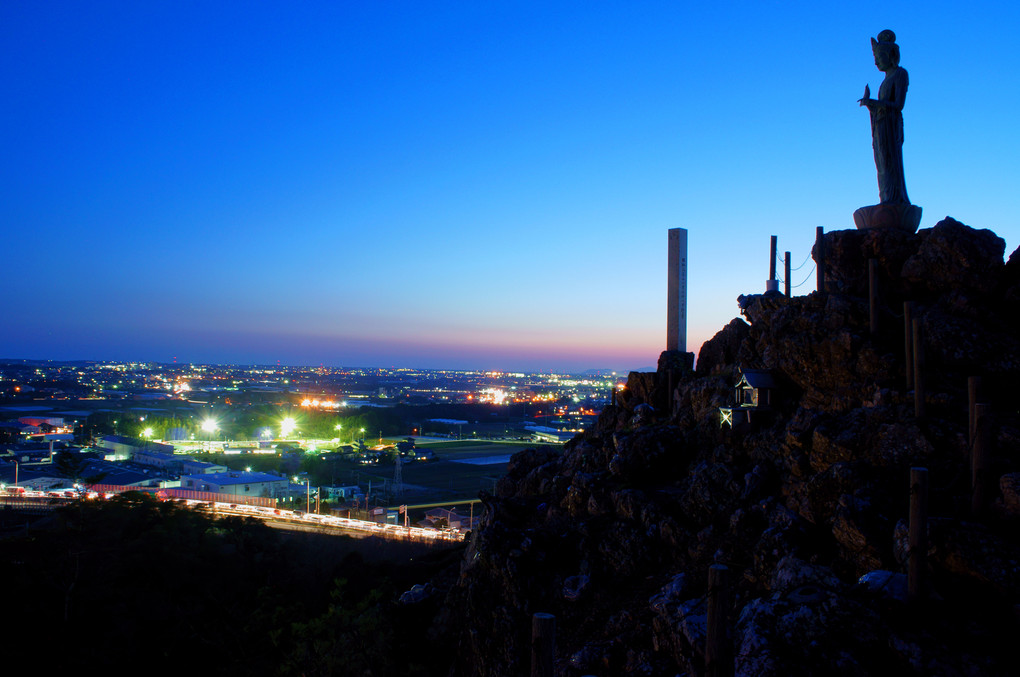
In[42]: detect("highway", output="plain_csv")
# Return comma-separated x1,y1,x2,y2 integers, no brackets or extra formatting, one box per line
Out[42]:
0,492,466,543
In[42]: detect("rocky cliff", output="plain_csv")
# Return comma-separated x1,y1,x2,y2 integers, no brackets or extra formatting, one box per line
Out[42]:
438,218,1020,676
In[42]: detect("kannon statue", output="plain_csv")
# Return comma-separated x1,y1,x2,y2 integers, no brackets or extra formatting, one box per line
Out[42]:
859,29,909,204
854,30,921,231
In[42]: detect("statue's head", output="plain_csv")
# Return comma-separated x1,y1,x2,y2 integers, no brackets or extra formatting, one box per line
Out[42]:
871,30,900,70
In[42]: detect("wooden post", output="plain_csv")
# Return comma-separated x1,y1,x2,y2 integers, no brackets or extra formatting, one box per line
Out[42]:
769,235,777,282
908,467,929,604
972,403,992,517
868,259,879,336
968,376,982,448
784,251,791,297
913,318,925,420
815,227,825,293
668,369,675,417
706,564,731,677
904,302,914,389
531,612,556,677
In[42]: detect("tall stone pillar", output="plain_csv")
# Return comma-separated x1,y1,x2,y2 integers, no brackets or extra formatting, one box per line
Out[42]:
667,227,688,352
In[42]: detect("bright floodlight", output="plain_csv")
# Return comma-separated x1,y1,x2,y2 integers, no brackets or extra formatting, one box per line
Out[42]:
281,417,297,437
142,427,154,439
334,423,343,432
201,419,217,434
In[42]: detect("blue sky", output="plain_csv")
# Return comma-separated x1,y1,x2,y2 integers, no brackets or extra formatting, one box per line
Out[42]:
3,1,1018,372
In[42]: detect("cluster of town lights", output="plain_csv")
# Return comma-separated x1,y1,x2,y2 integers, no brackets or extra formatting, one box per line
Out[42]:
300,398,343,410
478,388,508,405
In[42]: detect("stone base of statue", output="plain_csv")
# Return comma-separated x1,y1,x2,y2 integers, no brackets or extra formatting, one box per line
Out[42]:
853,203,922,233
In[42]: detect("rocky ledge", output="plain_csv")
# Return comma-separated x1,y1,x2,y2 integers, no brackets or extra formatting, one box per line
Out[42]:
437,217,1020,676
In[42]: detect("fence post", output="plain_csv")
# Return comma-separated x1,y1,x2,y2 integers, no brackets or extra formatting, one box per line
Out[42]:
668,369,675,418
815,227,825,293
706,564,732,677
769,235,777,282
904,302,914,389
972,403,993,518
869,259,879,336
912,318,925,420
908,467,929,604
968,376,982,448
531,612,556,677
784,251,791,297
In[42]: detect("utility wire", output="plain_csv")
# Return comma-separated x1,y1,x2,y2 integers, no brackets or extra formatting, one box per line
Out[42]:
776,250,813,272
791,264,816,289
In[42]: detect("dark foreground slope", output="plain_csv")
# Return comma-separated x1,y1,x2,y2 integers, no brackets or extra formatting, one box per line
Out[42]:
439,218,1020,676
1,492,464,676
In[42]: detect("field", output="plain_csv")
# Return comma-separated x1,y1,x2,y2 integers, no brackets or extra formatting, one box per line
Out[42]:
201,439,550,508
372,441,535,504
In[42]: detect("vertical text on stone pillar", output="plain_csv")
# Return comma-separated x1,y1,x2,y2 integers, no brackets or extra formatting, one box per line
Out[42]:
667,227,688,352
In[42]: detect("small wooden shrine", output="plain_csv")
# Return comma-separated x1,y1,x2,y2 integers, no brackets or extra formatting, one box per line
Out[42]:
719,369,780,427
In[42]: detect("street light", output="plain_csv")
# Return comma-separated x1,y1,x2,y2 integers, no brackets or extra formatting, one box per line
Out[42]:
281,417,296,438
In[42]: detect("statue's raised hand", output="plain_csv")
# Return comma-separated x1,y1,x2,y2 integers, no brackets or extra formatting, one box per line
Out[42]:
858,84,871,106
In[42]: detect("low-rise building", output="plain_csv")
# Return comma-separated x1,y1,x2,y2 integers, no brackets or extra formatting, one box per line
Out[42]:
421,507,476,531
180,459,228,475
132,450,184,473
96,435,175,461
179,470,288,498
322,485,362,501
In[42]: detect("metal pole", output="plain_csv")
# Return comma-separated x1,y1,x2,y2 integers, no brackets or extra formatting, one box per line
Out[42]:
908,467,929,604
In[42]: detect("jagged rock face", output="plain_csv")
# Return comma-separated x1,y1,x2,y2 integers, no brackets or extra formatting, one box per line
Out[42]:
440,220,1020,676
739,292,898,411
901,217,1005,296
695,318,749,378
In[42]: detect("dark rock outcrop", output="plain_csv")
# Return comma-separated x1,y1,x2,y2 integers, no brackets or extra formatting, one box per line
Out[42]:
438,219,1020,676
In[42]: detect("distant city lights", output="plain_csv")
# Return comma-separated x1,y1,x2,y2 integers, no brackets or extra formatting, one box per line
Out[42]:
300,398,342,410
479,388,507,405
